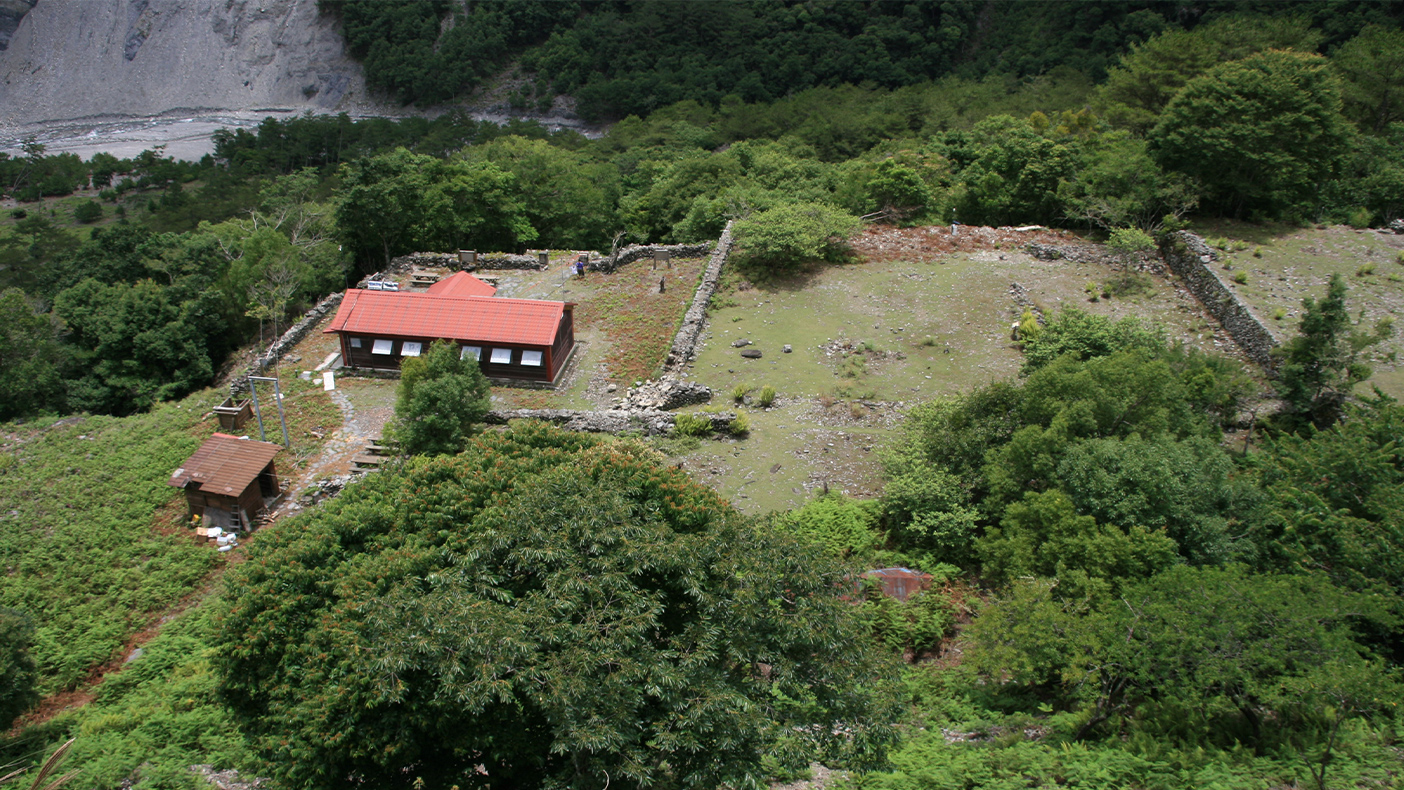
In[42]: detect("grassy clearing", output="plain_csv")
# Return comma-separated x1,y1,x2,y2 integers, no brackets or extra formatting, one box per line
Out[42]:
672,226,1240,514
1192,222,1404,398
575,257,706,384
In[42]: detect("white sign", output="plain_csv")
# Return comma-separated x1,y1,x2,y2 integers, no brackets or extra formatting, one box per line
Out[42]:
323,371,336,391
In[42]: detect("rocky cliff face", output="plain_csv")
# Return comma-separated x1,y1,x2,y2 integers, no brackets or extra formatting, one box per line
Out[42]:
0,0,35,51
0,0,393,127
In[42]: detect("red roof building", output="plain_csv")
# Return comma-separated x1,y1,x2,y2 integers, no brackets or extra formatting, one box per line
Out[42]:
168,433,282,531
426,271,498,298
324,286,576,383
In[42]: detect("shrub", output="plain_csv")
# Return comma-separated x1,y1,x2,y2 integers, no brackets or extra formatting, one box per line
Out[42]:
730,201,861,276
1356,263,1375,276
1253,246,1264,257
757,385,777,407
73,200,103,223
1273,307,1287,320
9,209,25,219
731,383,751,403
727,412,750,436
781,494,882,557
1233,270,1249,284
673,412,712,437
1347,206,1373,229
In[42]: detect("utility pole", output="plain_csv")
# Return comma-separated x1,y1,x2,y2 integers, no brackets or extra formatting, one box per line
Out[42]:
248,376,291,448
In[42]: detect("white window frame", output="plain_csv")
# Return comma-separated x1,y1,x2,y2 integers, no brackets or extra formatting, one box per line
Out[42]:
489,348,513,364
371,339,394,355
401,341,422,357
520,350,543,367
349,337,362,349
460,345,482,361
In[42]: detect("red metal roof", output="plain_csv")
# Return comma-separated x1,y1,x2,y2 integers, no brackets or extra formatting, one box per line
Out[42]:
324,289,567,347
168,434,280,496
861,567,934,602
426,271,497,297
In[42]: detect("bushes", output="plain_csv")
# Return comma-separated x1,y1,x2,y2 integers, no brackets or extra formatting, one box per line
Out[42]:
672,412,712,437
72,200,103,224
730,202,861,277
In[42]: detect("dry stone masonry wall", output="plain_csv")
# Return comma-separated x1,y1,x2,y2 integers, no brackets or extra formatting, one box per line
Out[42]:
230,291,344,396
1159,231,1279,371
598,241,714,273
661,222,733,374
483,408,737,436
387,251,545,272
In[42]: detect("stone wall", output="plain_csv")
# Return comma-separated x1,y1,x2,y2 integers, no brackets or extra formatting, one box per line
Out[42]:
1159,231,1279,371
484,408,737,435
230,292,344,396
386,251,545,272
597,241,714,273
661,221,734,373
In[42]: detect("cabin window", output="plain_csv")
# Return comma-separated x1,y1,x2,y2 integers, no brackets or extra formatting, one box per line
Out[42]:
460,345,482,361
520,350,543,367
401,342,422,357
490,348,513,364
349,337,362,348
372,339,394,355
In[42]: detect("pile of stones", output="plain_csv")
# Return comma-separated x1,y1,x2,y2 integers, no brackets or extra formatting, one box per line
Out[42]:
614,377,712,410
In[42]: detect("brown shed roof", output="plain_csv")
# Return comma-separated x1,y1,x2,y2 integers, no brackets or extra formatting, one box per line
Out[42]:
168,433,280,496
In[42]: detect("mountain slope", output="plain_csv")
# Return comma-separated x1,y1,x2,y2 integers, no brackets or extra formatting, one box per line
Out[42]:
0,0,392,127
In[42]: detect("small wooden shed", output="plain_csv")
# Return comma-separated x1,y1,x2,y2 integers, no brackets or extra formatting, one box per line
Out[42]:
168,433,282,531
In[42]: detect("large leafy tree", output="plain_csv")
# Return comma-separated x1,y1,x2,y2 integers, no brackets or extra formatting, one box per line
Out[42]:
388,339,491,456
53,279,222,415
214,426,898,789
1098,15,1324,132
730,200,861,275
952,115,1078,226
1148,50,1351,218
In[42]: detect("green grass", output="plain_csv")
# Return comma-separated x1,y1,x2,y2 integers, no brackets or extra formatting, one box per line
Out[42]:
0,380,337,696
0,393,224,692
1200,225,1404,398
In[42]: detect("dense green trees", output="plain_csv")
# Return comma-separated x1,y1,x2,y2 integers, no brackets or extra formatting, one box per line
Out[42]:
214,426,898,789
336,147,536,268
971,566,1399,749
1148,50,1352,218
389,339,491,456
0,288,67,420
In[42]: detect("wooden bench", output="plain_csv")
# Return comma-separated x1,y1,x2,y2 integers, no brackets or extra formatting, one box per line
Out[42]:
410,273,440,288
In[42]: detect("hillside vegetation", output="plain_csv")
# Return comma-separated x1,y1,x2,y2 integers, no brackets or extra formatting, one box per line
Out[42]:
0,3,1403,788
